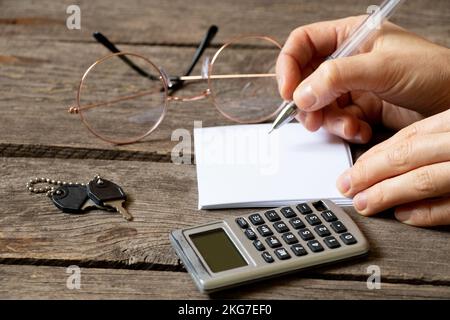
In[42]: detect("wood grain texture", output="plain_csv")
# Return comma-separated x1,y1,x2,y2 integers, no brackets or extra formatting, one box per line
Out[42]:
0,1,449,158
1,157,449,284
1,0,449,46
0,37,250,156
1,0,450,299
1,265,449,299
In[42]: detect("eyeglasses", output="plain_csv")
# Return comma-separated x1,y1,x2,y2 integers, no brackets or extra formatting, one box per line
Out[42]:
68,26,284,145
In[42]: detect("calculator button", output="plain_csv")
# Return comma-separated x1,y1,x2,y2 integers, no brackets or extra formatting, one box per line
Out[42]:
330,221,347,233
257,225,273,237
273,221,290,233
280,207,296,218
289,217,305,229
307,240,324,253
298,228,315,241
305,214,321,226
264,210,281,222
296,203,312,215
253,240,266,251
274,248,291,260
249,213,264,226
314,225,331,237
281,232,299,245
265,236,282,248
262,251,274,263
321,210,337,222
235,217,249,229
244,228,257,240
340,232,357,245
291,244,308,256
324,236,341,249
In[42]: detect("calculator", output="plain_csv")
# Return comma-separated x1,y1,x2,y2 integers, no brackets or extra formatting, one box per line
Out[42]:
170,200,369,293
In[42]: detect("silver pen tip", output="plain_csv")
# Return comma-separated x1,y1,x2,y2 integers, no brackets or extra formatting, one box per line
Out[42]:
268,128,274,135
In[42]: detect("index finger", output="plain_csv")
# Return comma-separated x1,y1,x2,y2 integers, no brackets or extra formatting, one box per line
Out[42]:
276,16,365,100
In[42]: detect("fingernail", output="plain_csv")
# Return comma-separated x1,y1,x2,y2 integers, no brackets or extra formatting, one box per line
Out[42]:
332,119,345,137
337,172,351,194
354,192,368,212
353,132,363,144
395,209,413,223
294,84,317,110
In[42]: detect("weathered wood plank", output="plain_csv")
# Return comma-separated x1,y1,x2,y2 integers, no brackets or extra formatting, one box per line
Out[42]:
1,0,449,46
1,0,449,157
0,38,234,156
1,157,449,283
1,265,449,299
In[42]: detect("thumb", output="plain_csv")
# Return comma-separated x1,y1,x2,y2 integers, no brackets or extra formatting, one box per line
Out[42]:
293,53,390,112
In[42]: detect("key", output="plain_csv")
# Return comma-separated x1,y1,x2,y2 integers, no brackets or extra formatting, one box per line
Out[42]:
87,177,133,221
51,184,109,214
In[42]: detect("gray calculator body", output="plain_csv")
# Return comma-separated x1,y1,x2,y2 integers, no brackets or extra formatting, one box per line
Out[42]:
170,200,369,293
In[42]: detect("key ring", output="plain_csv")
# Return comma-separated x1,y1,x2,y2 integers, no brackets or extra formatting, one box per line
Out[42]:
26,175,101,197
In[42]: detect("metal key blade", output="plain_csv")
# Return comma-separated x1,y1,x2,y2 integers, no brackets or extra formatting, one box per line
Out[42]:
81,198,112,212
106,199,133,221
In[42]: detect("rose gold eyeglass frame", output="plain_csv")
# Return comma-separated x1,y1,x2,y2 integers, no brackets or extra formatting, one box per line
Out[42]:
68,33,283,145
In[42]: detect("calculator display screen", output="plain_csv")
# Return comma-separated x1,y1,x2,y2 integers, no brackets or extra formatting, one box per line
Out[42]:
190,228,247,273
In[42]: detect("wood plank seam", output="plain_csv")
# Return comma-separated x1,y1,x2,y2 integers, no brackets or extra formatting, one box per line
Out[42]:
2,258,449,287
0,143,183,164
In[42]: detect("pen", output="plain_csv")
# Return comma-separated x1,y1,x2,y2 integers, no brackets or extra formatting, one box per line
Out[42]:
269,0,404,134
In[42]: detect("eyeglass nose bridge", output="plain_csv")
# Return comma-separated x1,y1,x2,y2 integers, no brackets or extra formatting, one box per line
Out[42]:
159,63,211,103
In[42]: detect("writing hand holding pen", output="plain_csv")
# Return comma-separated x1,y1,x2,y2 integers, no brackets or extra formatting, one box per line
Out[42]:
276,16,450,227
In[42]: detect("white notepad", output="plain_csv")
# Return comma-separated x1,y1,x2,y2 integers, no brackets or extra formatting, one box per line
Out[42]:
194,123,353,209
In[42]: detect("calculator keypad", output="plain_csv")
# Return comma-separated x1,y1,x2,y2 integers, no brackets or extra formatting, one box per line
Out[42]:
280,207,297,218
249,214,264,226
289,217,305,229
324,236,341,249
299,228,315,241
314,225,331,237
273,221,289,233
321,210,337,222
340,232,357,245
266,236,282,248
282,232,299,245
305,214,321,226
331,221,347,233
236,204,361,264
307,239,324,252
262,251,274,263
291,244,308,256
265,210,281,222
257,225,273,237
274,248,291,260
244,228,257,240
253,240,266,251
236,217,249,229
296,203,312,215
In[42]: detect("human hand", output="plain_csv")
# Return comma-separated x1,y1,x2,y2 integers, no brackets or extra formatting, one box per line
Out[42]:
336,109,450,227
276,16,450,143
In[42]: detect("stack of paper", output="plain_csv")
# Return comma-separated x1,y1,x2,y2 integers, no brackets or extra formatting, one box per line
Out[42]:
194,124,353,209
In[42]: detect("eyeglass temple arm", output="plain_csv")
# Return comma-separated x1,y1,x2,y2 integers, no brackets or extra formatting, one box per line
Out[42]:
92,32,160,81
166,25,218,93
92,26,219,87
68,73,276,113
184,25,218,78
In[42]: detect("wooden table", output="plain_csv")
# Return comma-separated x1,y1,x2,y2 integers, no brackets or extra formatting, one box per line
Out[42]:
1,0,449,299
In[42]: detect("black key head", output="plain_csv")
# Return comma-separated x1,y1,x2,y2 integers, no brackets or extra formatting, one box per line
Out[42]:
87,177,126,206
51,185,89,214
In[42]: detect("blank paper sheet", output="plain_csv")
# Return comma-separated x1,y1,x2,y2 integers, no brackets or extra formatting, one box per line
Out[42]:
194,123,353,209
